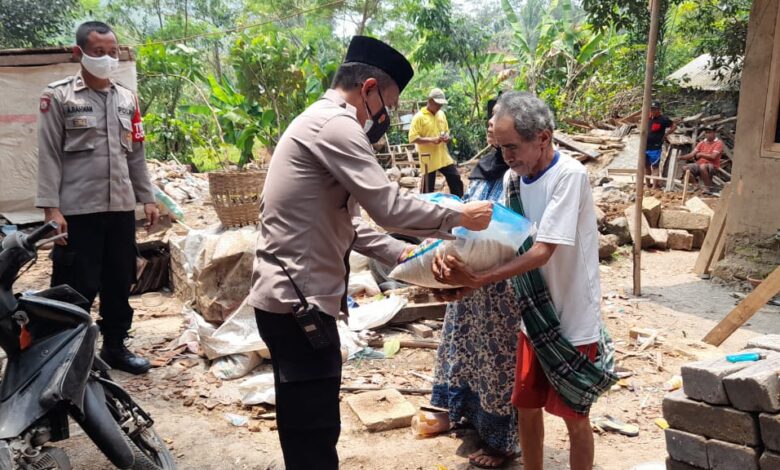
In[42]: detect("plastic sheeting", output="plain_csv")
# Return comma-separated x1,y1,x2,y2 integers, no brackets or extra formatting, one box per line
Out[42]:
0,60,137,217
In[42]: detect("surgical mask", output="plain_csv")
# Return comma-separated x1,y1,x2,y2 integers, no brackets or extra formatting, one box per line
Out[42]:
362,87,391,144
79,47,119,79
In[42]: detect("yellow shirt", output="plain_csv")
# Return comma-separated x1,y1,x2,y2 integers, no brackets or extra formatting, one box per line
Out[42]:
408,107,454,173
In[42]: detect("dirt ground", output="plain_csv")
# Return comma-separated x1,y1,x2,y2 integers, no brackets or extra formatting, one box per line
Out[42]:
9,243,779,470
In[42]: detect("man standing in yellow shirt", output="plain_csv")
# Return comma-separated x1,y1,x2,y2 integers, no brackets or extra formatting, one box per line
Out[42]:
409,88,464,197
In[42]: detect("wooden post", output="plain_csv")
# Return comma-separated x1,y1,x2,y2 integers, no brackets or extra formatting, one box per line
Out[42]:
681,169,691,204
703,266,780,346
633,0,662,296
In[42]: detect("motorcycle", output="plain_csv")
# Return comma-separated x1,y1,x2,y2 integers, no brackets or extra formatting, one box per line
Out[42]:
0,222,176,469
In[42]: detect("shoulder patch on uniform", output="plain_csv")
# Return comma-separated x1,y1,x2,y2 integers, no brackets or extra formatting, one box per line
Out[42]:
39,91,53,113
47,76,73,89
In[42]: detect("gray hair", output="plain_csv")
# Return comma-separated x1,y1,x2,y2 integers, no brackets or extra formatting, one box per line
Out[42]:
495,92,555,142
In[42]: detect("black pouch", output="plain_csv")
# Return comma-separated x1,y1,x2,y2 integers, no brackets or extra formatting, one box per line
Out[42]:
263,252,332,350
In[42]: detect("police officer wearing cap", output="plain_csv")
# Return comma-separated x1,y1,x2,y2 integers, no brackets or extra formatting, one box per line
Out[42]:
36,21,159,375
248,35,493,469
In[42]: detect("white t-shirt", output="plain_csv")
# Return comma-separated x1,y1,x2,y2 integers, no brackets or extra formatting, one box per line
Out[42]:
513,152,602,346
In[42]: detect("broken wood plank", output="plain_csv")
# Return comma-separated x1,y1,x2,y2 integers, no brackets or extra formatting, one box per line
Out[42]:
703,266,780,346
404,323,433,338
389,301,446,325
693,184,732,276
554,132,600,159
368,339,440,350
341,385,433,395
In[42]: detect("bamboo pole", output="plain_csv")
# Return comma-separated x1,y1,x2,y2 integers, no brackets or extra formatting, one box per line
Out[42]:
633,0,662,297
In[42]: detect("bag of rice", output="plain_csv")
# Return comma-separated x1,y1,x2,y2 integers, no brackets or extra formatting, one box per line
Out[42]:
388,193,534,289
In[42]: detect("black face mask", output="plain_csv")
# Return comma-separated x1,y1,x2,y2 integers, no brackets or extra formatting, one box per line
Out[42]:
363,87,391,144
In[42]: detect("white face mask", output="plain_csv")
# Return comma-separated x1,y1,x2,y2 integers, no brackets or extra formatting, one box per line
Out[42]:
79,47,119,79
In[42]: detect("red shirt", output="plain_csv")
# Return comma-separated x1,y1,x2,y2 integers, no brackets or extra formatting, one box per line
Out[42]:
694,138,723,168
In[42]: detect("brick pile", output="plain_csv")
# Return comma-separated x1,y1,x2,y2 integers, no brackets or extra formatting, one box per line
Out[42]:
625,196,714,251
663,335,780,469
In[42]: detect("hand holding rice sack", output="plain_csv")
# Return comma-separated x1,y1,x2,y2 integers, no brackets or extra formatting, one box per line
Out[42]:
388,193,534,289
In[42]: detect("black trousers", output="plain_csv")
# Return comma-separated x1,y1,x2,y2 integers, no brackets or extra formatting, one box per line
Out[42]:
254,309,342,470
51,211,137,340
424,163,464,197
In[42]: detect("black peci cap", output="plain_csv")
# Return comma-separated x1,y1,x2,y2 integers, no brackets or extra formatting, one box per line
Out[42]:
651,100,662,109
344,35,414,91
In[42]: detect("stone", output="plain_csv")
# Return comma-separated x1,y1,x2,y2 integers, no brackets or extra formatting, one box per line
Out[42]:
681,350,769,405
723,354,780,412
666,458,705,470
706,439,760,470
659,210,711,231
691,229,707,249
624,206,654,248
686,197,716,218
594,205,606,227
662,390,760,446
760,413,780,452
605,216,632,246
665,428,709,468
650,228,669,250
760,451,780,469
345,389,416,432
746,335,780,353
598,233,618,259
643,196,663,227
668,229,694,251
399,176,418,188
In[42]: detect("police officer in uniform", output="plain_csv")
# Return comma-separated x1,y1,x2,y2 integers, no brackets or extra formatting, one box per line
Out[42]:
36,21,159,375
249,35,493,469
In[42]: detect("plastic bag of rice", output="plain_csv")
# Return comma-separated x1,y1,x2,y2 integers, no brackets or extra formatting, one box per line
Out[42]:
388,193,534,289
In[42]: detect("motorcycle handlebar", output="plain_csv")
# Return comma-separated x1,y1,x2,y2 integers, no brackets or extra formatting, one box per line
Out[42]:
25,221,59,248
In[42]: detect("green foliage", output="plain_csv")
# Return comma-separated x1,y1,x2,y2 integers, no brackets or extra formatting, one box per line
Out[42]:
0,0,81,47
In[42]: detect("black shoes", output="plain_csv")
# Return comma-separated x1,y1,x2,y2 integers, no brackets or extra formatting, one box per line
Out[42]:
100,337,151,375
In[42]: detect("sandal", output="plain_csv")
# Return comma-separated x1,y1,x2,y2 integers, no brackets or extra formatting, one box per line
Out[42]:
591,415,640,437
467,445,520,469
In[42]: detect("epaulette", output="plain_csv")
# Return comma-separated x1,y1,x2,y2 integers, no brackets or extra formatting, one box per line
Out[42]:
47,76,74,89
113,80,134,93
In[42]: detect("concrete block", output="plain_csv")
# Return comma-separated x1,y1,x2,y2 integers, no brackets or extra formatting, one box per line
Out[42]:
663,390,760,446
345,389,416,432
760,451,780,469
691,229,707,249
666,458,705,470
723,354,780,412
686,197,716,218
760,413,780,453
660,210,711,231
681,350,767,405
625,206,654,248
668,229,694,251
706,439,760,470
650,228,669,250
747,335,780,353
643,196,663,227
665,428,709,468
605,216,632,245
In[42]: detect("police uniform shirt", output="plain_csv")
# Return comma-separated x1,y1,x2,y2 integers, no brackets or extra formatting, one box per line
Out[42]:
248,89,462,318
36,72,155,215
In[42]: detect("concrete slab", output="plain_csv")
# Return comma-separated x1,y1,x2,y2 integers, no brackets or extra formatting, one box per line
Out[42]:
345,389,416,432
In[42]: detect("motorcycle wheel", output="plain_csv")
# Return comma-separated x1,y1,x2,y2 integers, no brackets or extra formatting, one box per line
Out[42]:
100,383,177,470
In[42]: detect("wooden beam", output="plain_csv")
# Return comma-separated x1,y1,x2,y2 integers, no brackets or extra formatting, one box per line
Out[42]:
703,266,780,346
693,184,732,276
554,132,600,159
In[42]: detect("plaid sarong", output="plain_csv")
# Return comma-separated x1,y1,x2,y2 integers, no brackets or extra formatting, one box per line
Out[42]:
505,172,617,415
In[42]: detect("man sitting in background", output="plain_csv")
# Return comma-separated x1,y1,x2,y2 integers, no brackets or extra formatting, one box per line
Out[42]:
680,126,723,193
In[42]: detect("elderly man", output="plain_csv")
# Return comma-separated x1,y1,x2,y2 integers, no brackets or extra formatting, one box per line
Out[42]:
409,87,464,197
248,36,492,470
680,126,723,193
434,92,614,470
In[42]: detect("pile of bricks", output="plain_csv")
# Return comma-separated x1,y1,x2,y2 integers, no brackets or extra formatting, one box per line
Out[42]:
663,335,780,469
625,196,713,250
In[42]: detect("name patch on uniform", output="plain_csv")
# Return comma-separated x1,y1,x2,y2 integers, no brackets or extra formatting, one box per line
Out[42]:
64,104,94,114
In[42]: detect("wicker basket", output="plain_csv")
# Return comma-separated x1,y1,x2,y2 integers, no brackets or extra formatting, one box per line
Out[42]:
208,168,267,228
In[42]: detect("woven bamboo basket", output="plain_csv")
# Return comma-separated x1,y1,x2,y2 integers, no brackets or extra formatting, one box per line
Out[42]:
208,168,267,228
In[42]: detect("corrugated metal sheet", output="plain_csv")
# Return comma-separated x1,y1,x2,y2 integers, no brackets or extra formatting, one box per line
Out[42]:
667,54,741,91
